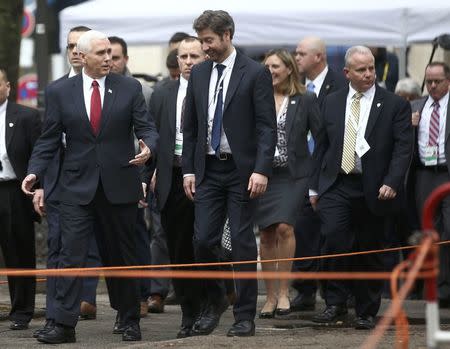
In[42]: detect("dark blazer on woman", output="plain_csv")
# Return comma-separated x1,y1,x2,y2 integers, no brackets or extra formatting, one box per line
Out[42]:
284,91,322,179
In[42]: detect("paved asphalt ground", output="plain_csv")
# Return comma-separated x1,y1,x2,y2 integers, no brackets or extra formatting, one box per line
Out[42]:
2,283,450,349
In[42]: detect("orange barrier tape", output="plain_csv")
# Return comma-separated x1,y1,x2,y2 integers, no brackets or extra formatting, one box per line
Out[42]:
0,239,445,281
0,268,438,280
0,239,447,277
361,234,435,349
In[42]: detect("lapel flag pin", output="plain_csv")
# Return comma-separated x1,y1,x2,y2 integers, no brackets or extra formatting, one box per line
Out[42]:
9,123,14,127
108,89,112,94
291,100,296,104
377,102,381,107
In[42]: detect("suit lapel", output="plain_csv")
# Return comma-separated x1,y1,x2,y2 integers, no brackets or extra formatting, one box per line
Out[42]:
445,95,450,142
98,74,117,137
285,95,300,142
5,102,17,149
72,74,95,137
200,61,213,119
224,54,245,112
318,72,332,105
168,81,179,136
336,88,349,152
364,86,384,139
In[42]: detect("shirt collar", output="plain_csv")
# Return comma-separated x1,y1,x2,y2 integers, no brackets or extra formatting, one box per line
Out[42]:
348,82,376,100
68,67,78,78
179,75,188,89
82,69,107,90
427,91,449,108
213,47,237,70
0,99,7,115
306,65,328,87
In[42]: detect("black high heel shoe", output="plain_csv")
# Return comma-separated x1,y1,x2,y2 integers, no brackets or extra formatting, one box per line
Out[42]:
259,303,277,319
275,299,291,316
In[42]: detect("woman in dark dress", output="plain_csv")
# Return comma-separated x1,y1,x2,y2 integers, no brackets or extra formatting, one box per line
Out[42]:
257,49,322,318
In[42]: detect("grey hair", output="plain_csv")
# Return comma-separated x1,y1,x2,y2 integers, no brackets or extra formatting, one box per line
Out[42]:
395,78,421,96
77,30,108,54
344,46,373,67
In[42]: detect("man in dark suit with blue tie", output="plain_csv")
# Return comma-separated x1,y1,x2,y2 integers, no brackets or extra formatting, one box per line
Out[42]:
182,10,277,337
310,46,412,330
22,30,158,344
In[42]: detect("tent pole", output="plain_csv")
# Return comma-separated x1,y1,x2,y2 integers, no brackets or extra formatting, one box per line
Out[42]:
398,46,407,79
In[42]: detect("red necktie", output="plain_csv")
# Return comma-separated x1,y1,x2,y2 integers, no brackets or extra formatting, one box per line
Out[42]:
428,101,440,146
90,80,101,135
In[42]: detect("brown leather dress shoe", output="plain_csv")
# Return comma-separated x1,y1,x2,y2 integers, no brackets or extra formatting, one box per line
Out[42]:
148,294,165,313
140,301,149,318
79,301,97,320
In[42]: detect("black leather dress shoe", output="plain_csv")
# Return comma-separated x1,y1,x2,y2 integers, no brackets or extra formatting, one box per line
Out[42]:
122,323,142,341
37,324,76,344
227,320,255,337
33,319,55,338
113,313,126,334
192,299,228,336
354,315,375,330
176,324,193,338
9,320,29,330
291,294,316,311
312,305,348,323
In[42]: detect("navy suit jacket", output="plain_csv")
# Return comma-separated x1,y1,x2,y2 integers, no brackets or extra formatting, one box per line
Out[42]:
312,85,413,215
316,68,347,108
42,74,68,201
28,72,159,205
182,52,277,184
151,79,180,210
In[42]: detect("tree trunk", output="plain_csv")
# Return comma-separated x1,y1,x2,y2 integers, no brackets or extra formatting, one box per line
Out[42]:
0,0,24,102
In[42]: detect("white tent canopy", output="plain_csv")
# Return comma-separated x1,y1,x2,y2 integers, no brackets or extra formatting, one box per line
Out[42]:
60,0,450,48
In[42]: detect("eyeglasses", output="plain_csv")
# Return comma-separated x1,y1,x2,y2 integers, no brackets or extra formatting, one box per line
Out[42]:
425,79,446,85
66,43,77,50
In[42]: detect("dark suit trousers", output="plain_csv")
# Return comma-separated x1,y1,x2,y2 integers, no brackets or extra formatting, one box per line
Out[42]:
55,182,139,327
292,199,322,296
317,174,385,317
134,207,152,301
148,193,170,297
415,168,450,300
0,180,36,322
161,167,201,326
194,156,257,321
45,200,101,320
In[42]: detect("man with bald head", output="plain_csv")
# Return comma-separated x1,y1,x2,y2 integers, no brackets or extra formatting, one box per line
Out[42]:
291,36,347,312
310,46,412,329
295,36,347,106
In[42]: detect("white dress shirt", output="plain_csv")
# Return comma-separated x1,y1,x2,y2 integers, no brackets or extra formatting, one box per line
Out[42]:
175,76,188,156
82,69,106,120
0,100,17,180
206,48,237,155
418,92,449,165
305,65,329,97
344,83,376,173
68,67,78,78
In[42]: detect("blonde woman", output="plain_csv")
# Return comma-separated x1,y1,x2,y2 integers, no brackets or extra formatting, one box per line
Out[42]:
257,49,322,318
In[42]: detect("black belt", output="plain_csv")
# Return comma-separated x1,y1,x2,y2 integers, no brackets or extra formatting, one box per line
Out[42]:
418,164,448,173
207,153,232,161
